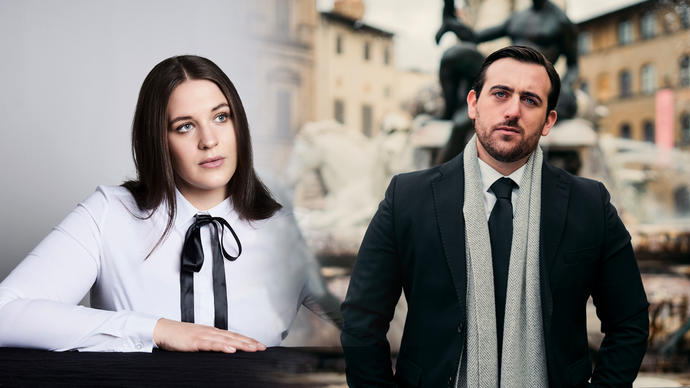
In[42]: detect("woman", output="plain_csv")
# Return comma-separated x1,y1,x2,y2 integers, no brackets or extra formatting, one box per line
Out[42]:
0,55,318,353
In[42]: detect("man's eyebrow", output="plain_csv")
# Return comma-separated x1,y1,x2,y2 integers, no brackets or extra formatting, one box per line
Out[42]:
489,85,543,104
489,85,514,93
168,103,230,126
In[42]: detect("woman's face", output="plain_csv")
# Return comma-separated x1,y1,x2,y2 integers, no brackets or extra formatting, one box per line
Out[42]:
166,79,237,209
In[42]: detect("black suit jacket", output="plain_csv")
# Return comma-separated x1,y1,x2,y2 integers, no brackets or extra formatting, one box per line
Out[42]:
341,153,649,388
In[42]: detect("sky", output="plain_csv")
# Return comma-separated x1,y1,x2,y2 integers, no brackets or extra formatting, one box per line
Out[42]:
316,0,646,72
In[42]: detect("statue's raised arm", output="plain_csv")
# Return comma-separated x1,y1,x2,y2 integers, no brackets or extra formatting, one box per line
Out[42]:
435,0,477,44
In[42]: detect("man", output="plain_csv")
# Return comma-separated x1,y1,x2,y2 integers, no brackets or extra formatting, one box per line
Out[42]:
435,0,580,164
340,46,649,388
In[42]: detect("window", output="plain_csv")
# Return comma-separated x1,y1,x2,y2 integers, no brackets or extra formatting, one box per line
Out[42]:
681,4,690,29
384,46,391,65
336,34,343,54
681,55,690,87
618,19,633,45
674,186,690,215
578,31,591,55
276,90,292,139
364,42,370,61
640,12,656,39
643,120,655,142
619,70,631,98
362,104,373,137
383,86,391,98
334,99,345,124
275,0,290,35
641,64,656,94
620,123,632,139
681,112,690,144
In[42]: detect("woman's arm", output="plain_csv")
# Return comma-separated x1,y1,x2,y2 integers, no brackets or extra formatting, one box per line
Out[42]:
0,188,267,353
0,190,160,351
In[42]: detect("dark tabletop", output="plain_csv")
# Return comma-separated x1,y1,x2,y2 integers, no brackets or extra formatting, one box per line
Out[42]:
0,346,345,387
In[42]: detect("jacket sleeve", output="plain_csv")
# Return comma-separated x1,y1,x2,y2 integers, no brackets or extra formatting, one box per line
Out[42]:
590,183,649,386
341,176,402,387
0,188,160,352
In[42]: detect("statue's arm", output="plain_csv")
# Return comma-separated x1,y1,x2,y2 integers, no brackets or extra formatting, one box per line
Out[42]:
435,0,477,44
475,21,509,43
442,0,455,19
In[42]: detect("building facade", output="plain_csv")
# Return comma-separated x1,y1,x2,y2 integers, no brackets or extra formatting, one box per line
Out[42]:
249,0,318,170
313,3,398,137
576,0,690,149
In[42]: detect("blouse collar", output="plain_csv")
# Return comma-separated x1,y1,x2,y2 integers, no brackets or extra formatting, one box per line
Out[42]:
173,188,236,234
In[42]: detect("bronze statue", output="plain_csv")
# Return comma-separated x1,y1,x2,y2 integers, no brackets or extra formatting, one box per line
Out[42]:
435,0,579,163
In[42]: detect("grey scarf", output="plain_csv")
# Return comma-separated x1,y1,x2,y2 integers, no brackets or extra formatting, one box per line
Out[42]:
457,135,548,387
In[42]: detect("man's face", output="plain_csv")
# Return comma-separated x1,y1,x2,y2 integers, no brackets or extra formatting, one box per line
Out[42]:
467,58,557,166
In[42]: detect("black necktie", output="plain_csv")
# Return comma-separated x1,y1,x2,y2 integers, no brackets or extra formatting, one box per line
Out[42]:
488,177,516,366
180,214,242,330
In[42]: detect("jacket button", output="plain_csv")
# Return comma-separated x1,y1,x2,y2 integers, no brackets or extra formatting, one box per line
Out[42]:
457,322,463,333
448,376,454,386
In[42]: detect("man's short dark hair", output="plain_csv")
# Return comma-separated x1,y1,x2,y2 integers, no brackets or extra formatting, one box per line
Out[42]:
471,45,561,114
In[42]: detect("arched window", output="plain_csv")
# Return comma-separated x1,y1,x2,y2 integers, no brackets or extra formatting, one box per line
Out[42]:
619,70,631,98
643,120,655,142
275,0,290,35
620,123,632,139
681,112,690,144
641,64,656,94
681,55,690,87
674,186,690,215
681,4,690,29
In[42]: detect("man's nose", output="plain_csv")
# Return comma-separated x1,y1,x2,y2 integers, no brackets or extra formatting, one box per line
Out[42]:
197,123,218,150
504,96,521,121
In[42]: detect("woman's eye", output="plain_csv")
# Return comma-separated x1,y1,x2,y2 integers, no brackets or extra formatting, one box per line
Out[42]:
215,113,229,122
176,123,193,133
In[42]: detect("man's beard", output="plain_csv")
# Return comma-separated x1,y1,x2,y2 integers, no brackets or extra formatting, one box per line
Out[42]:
474,111,544,163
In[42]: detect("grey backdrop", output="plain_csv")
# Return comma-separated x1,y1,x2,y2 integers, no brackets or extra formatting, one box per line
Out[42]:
0,0,267,281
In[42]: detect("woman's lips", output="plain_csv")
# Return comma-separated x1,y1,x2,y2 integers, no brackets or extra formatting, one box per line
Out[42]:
199,157,225,168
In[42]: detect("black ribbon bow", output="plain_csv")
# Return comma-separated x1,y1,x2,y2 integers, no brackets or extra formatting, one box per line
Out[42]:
180,214,242,330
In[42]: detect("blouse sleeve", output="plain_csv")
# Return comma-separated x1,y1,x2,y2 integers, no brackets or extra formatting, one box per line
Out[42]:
0,187,160,352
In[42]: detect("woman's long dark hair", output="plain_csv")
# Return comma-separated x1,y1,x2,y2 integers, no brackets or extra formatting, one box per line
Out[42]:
122,55,281,255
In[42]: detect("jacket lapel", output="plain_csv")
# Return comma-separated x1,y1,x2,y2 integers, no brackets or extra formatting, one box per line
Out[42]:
539,161,571,335
431,154,467,309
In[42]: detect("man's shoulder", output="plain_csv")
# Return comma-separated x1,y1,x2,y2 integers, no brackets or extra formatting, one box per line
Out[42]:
394,153,461,186
543,160,604,198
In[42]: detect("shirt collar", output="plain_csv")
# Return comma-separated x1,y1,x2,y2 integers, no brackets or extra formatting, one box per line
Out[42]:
173,188,235,234
477,157,527,194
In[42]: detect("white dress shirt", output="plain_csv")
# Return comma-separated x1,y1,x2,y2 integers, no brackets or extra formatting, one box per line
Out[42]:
477,158,526,219
0,186,311,352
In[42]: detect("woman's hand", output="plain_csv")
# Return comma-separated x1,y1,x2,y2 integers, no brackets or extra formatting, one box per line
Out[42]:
153,318,267,353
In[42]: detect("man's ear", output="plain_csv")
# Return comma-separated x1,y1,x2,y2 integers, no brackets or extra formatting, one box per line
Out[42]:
541,110,557,136
467,89,478,119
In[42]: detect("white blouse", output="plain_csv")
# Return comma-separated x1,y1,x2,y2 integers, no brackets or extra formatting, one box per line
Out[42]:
0,185,312,352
